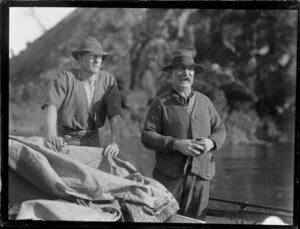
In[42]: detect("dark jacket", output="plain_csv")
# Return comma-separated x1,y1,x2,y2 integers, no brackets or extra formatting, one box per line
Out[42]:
141,90,226,180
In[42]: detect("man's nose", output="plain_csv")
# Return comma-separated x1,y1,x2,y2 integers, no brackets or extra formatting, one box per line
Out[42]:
182,68,191,75
182,67,190,72
93,57,100,63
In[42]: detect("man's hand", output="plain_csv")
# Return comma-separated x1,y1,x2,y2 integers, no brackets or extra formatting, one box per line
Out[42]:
174,139,204,157
103,142,120,157
193,137,215,154
47,136,66,152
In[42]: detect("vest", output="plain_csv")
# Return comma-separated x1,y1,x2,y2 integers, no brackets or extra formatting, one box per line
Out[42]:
155,92,215,180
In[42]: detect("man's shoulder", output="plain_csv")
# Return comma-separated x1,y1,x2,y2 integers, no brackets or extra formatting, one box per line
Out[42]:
95,71,118,91
55,68,78,82
97,70,116,84
194,90,210,101
155,90,173,101
150,90,173,107
97,70,115,79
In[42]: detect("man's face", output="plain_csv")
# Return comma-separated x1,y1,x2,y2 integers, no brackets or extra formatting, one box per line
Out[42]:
171,65,195,91
79,52,103,74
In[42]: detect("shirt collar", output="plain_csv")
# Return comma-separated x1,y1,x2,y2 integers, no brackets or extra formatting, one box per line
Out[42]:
78,69,98,86
171,88,194,106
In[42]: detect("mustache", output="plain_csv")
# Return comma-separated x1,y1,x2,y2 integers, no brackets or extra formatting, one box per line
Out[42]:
180,76,191,81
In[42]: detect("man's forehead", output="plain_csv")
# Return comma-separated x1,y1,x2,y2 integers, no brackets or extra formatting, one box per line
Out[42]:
172,66,195,71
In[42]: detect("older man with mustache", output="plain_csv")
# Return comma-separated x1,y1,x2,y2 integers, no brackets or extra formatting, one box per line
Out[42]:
141,49,226,220
42,36,122,156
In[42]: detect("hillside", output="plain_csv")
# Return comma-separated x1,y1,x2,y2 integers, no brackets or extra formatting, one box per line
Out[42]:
9,8,297,144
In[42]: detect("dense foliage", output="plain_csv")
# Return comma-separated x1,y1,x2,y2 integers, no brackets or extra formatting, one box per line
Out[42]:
9,8,297,144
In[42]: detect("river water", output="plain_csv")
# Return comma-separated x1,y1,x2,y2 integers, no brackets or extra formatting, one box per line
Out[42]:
210,143,294,211
120,137,295,213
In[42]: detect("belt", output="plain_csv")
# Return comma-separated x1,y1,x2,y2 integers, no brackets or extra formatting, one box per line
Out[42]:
58,126,97,139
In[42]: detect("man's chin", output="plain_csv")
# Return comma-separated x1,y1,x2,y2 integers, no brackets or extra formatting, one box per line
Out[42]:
90,68,100,73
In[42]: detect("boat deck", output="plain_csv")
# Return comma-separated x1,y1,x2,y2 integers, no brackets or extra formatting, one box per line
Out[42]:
166,208,293,224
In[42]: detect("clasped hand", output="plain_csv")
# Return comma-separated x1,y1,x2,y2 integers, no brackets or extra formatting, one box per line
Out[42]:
174,137,214,157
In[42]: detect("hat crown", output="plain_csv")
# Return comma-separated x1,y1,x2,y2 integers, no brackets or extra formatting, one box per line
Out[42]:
172,49,195,58
78,36,105,53
71,36,108,60
161,48,204,73
169,49,196,65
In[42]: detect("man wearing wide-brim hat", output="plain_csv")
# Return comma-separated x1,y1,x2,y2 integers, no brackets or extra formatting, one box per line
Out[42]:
42,36,122,156
142,49,227,220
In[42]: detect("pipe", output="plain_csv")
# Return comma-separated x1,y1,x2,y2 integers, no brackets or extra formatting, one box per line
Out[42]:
209,197,293,213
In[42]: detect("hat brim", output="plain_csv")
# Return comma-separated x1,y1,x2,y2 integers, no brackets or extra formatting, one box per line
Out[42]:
161,63,204,73
71,49,109,60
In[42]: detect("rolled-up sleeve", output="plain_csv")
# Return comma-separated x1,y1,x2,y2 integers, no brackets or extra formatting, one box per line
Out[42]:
141,100,175,153
208,99,226,150
42,71,67,110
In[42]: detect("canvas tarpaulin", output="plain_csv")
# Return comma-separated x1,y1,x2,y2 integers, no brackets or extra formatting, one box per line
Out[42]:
8,135,179,222
15,199,122,221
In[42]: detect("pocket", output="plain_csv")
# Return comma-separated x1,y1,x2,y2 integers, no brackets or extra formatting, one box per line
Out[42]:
193,153,215,180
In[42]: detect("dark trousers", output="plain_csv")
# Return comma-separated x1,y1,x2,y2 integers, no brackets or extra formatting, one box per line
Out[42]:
153,167,209,220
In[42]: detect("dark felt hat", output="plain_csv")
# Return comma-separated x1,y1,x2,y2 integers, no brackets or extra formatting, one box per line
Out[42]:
161,49,204,73
71,36,109,60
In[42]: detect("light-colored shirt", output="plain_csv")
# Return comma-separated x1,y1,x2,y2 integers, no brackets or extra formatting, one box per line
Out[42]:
82,78,96,113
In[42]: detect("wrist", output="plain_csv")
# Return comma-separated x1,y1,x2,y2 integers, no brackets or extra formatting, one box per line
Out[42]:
46,133,57,139
110,136,119,145
209,138,216,151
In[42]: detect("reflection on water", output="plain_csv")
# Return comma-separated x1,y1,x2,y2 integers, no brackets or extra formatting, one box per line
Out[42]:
121,137,294,211
211,143,294,211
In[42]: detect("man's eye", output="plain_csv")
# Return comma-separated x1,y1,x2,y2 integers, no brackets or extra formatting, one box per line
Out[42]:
179,67,194,71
